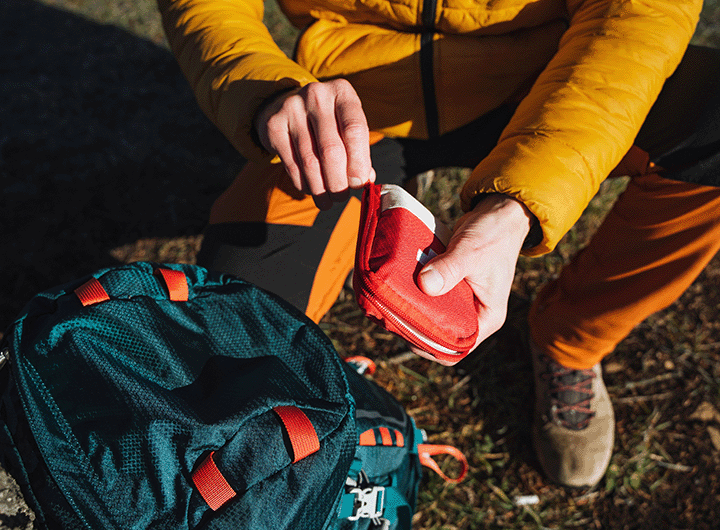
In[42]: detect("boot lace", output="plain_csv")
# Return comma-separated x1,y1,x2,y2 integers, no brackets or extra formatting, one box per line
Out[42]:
541,356,596,431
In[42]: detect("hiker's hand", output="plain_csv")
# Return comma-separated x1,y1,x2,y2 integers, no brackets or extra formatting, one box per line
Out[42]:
254,79,376,210
414,194,535,366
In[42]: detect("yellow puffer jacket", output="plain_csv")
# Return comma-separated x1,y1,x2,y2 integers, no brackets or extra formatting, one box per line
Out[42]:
158,0,702,255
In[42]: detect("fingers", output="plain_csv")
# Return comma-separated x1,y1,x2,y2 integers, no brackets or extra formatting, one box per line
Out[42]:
255,80,374,209
334,86,375,188
418,256,462,297
415,196,535,357
418,246,509,358
306,87,348,196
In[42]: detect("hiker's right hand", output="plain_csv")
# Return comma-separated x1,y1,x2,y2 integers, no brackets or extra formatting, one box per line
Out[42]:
254,79,376,211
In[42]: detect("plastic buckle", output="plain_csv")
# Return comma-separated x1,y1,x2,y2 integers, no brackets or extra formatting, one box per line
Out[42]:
347,485,385,521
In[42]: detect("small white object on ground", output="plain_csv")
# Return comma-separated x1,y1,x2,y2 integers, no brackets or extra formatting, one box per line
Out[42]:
514,495,540,506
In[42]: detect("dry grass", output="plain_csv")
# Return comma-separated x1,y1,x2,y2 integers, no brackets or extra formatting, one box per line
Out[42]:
1,1,719,529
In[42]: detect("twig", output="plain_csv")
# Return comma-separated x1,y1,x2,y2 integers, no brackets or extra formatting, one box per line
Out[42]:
388,352,417,364
696,365,716,386
521,505,548,529
614,391,676,404
486,482,512,505
564,517,595,528
649,454,693,473
696,341,720,351
397,364,430,383
479,453,509,460
406,406,430,416
615,372,683,391
449,374,472,394
652,440,674,463
576,490,600,503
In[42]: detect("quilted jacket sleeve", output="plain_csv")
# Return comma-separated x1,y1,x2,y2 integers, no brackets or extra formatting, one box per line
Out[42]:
460,0,703,256
157,0,319,161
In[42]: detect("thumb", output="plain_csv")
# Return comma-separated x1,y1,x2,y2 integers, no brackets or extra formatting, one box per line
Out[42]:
418,253,464,297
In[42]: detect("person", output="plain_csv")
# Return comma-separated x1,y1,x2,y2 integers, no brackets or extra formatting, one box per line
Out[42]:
157,0,720,488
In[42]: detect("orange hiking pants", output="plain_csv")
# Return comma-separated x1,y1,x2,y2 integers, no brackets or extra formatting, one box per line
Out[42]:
529,44,720,369
197,45,720,368
529,172,720,369
199,159,364,324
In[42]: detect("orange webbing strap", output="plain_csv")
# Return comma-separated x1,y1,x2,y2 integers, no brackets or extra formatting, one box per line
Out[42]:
359,429,377,446
154,268,189,301
273,406,320,463
344,356,377,375
192,451,236,511
417,444,469,484
378,427,393,446
74,277,110,306
358,428,405,447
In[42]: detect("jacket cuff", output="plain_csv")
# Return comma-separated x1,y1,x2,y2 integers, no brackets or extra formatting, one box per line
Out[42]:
461,168,588,257
468,193,544,252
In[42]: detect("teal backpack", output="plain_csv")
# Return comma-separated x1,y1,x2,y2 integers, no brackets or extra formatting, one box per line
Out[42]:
0,262,465,529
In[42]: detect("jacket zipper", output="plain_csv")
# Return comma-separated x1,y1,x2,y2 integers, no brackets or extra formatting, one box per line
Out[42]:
358,276,463,357
420,0,439,138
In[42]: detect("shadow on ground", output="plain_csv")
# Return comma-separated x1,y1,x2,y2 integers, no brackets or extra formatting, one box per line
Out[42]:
0,4,244,525
0,0,243,331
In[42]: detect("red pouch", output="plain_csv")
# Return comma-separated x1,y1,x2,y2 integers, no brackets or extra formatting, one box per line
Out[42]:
353,183,479,362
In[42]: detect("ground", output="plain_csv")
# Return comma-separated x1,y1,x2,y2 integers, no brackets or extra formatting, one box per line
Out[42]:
0,0,719,529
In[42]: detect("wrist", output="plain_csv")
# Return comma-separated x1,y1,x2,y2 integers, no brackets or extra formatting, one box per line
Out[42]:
473,193,534,230
471,193,540,250
251,86,301,152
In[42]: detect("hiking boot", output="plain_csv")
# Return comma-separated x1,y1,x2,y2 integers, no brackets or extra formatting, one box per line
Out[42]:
531,343,615,488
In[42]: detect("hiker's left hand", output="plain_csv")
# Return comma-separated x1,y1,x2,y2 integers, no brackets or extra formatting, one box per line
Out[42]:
414,194,535,366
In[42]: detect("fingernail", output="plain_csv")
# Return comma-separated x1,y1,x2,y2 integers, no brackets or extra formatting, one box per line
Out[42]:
420,267,444,294
348,176,363,188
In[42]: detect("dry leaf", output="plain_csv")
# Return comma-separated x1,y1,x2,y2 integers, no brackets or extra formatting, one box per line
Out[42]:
708,426,720,452
690,401,720,424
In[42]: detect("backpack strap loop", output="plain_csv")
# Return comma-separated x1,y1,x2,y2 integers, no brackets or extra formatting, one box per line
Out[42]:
154,268,189,301
417,444,469,484
358,428,405,447
74,278,110,306
192,451,236,511
273,406,320,463
344,356,377,375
